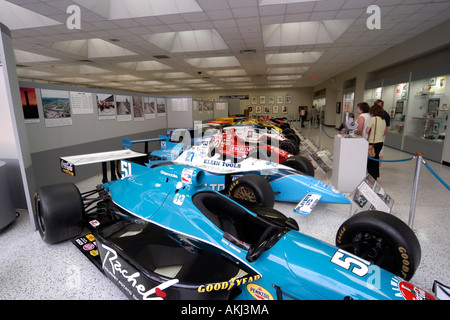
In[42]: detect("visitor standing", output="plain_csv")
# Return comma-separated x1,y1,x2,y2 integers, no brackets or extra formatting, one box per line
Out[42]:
366,105,386,180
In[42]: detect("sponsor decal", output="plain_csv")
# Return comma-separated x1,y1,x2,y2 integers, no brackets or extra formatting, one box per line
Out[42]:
390,276,436,300
83,243,95,251
181,168,194,184
198,275,261,293
101,244,179,300
247,284,274,300
203,159,241,168
160,170,178,179
60,159,75,176
89,220,100,228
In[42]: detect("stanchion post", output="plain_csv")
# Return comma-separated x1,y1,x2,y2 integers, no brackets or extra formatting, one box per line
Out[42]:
408,152,424,229
319,124,322,149
308,121,311,139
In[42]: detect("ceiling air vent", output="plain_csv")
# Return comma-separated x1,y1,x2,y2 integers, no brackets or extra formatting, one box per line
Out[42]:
77,59,94,63
16,64,29,68
240,49,256,55
153,55,170,59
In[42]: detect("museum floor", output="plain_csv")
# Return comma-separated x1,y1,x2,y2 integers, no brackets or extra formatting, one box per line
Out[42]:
1,125,449,300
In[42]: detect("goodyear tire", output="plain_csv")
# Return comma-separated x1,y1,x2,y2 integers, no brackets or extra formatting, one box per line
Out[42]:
228,174,274,208
335,211,421,281
279,139,300,155
34,183,84,244
282,155,315,177
282,128,295,135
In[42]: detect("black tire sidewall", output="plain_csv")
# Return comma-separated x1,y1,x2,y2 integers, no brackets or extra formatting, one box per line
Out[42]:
228,174,275,208
279,140,300,155
282,155,315,176
35,183,84,244
336,211,421,281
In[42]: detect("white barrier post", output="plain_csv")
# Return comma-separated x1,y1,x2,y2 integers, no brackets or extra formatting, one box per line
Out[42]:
408,152,424,229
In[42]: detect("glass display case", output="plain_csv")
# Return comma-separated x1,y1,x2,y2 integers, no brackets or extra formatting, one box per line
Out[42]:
402,75,449,162
383,82,410,150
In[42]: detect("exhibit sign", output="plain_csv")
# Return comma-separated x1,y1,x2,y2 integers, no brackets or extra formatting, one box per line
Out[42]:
70,91,94,114
351,174,394,213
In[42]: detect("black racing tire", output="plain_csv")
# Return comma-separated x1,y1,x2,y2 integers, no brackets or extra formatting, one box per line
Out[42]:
335,211,421,281
282,128,295,135
279,139,300,155
279,123,290,130
284,133,300,145
228,174,275,208
282,155,315,177
34,183,84,244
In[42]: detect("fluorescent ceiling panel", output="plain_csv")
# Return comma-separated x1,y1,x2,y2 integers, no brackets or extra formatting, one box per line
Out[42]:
134,80,166,86
116,61,172,71
102,74,143,81
265,52,323,64
219,77,252,83
259,0,322,5
16,69,56,77
0,1,62,30
268,75,303,81
267,66,309,74
54,65,110,74
185,56,241,68
263,20,354,47
50,39,137,59
206,69,247,77
14,49,59,63
145,29,228,53
54,77,96,83
73,0,202,19
109,0,202,19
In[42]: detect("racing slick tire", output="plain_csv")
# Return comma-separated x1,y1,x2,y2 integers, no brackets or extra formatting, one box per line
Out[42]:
228,174,275,208
282,155,315,177
335,211,421,281
34,183,84,244
279,139,300,155
282,128,295,135
284,133,300,145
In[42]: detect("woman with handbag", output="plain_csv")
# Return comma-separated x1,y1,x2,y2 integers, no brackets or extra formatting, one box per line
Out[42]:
366,105,386,180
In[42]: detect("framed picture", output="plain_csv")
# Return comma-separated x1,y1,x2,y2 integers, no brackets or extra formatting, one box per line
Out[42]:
286,95,292,104
268,96,275,105
251,97,257,105
255,105,262,114
259,96,266,104
281,106,287,114
277,95,283,104
272,105,279,114
264,105,270,114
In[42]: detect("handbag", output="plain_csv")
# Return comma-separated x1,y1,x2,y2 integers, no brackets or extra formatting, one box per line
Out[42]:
368,117,377,158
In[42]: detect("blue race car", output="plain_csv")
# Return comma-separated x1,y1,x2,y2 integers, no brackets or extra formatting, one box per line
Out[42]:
122,135,350,215
33,150,437,300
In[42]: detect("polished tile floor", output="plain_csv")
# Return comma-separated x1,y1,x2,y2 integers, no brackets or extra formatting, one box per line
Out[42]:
0,125,449,300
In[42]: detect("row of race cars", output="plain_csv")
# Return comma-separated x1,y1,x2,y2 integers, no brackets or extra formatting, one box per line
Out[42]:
34,116,448,300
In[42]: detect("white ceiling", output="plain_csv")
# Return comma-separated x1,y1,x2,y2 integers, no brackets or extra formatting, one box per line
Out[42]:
2,0,450,93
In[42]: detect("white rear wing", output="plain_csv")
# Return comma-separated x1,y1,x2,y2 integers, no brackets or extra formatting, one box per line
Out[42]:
60,149,146,179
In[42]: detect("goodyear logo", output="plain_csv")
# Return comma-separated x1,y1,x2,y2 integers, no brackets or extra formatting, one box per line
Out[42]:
198,275,261,293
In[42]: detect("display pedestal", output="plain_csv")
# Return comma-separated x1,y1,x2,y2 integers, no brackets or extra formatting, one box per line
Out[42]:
0,161,16,233
332,135,368,193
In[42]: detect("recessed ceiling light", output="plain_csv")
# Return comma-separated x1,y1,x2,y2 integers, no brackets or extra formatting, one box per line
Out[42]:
263,20,354,47
185,56,241,68
0,0,62,30
14,49,59,63
50,39,137,59
265,52,323,65
259,0,322,5
145,29,228,53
